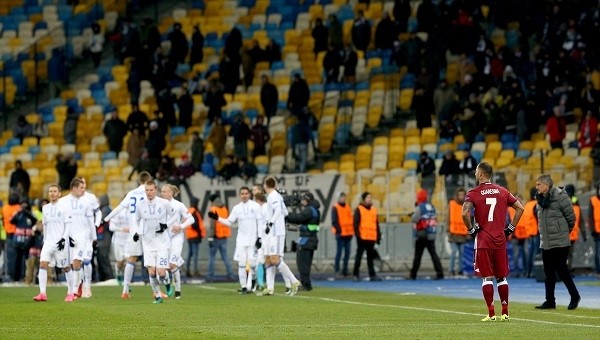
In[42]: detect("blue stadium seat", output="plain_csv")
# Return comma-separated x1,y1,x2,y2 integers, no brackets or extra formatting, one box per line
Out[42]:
191,0,206,10
471,150,483,162
170,126,186,138
245,109,258,120
6,138,21,148
405,152,420,161
42,114,55,123
457,143,471,151
102,151,117,161
400,73,416,89
0,146,10,155
29,145,41,155
516,149,531,159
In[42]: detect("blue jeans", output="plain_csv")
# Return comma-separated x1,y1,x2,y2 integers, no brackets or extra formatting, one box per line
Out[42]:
594,236,600,274
5,235,15,281
207,238,233,279
448,242,464,274
526,235,540,277
334,235,352,275
295,143,308,173
186,239,200,275
511,238,528,275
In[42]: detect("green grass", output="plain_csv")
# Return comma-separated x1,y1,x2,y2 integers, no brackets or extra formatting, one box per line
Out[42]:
0,284,598,339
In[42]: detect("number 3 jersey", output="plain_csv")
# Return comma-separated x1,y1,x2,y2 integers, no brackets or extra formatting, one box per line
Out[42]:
135,196,173,251
465,182,517,249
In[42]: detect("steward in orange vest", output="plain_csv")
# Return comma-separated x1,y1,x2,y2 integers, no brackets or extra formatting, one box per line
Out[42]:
331,192,353,276
589,184,600,237
564,184,587,272
447,187,468,276
352,192,381,281
186,197,206,277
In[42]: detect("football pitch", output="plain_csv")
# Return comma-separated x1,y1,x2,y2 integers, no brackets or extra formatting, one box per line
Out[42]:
0,282,598,339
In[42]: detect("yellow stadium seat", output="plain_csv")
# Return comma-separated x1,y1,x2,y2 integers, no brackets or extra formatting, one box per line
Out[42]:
22,136,38,146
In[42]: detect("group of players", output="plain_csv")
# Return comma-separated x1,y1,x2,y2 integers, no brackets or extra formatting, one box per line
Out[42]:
32,171,300,303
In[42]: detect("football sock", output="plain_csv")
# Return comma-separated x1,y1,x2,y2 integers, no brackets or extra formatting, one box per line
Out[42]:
497,278,509,315
149,275,160,298
277,260,298,284
38,268,48,294
246,267,254,291
482,279,495,316
238,266,247,289
266,265,276,291
123,262,135,294
256,263,265,288
162,271,171,285
115,263,122,278
65,270,74,294
83,261,92,289
72,268,81,294
173,268,181,292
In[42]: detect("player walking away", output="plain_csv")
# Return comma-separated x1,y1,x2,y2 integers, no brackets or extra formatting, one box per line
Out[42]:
78,178,102,298
59,178,95,301
161,184,195,299
103,171,155,299
260,176,300,296
209,187,260,294
109,207,129,285
33,184,75,302
462,162,524,322
134,180,174,304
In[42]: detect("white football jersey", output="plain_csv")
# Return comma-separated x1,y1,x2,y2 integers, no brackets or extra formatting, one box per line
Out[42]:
118,184,147,233
58,194,94,241
42,201,67,244
266,190,287,236
226,200,260,247
136,196,172,251
109,208,130,243
166,198,194,239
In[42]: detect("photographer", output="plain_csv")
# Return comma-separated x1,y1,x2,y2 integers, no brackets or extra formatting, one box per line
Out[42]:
286,192,320,291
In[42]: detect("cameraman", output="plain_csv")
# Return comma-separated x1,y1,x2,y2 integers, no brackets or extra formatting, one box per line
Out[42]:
286,192,320,291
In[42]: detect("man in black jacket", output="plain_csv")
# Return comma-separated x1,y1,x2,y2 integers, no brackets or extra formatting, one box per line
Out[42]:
286,192,320,291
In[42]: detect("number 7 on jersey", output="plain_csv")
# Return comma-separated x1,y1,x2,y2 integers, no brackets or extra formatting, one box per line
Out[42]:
486,197,496,222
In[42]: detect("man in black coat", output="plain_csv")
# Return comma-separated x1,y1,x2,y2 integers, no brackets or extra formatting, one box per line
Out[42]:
177,84,194,129
287,73,310,117
168,22,189,64
312,18,329,56
351,10,371,54
103,111,128,155
260,75,278,124
9,160,30,199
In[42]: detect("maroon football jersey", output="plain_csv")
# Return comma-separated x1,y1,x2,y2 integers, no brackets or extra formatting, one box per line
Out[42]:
465,182,517,249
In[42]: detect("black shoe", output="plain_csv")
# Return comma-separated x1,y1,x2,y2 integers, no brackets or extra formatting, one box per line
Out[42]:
352,276,360,282
175,291,181,299
370,276,382,282
568,296,581,310
238,288,248,294
434,274,444,280
535,301,556,309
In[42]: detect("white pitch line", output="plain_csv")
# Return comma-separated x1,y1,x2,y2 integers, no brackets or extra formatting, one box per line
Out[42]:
199,285,600,329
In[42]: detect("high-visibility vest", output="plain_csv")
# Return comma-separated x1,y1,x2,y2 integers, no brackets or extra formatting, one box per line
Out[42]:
186,207,206,239
357,205,378,241
448,199,467,236
210,205,230,238
1,204,21,234
590,196,600,233
332,203,354,236
569,204,581,241
522,200,538,237
508,206,529,240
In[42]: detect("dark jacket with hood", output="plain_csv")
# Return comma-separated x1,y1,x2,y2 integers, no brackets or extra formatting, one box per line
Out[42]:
536,185,575,250
286,198,320,250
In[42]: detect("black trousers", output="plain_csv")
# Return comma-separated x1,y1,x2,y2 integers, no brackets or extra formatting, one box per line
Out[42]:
410,238,444,279
296,247,314,289
353,240,377,277
542,246,580,303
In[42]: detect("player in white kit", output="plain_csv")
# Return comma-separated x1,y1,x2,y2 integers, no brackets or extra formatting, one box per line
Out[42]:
33,184,74,302
252,187,268,292
209,187,260,294
161,184,195,299
108,207,129,285
103,171,153,299
78,177,102,298
59,178,95,300
134,180,174,304
260,176,300,296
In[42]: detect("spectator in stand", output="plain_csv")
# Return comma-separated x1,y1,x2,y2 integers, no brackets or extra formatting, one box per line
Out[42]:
403,32,425,74
250,116,270,158
219,54,241,96
416,151,436,196
155,156,175,184
207,118,226,160
578,109,598,149
458,100,485,144
230,114,251,160
459,150,478,176
47,47,67,98
103,110,128,155
128,149,158,180
260,75,278,124
168,22,188,64
9,160,30,200
264,39,282,66
204,79,227,123
323,44,342,83
126,104,149,134
224,27,243,65
288,73,310,117
433,80,458,128
189,25,204,66
127,59,141,105
218,155,239,181
292,119,311,173
375,12,397,50
174,155,196,189
146,121,166,161
157,89,177,128
590,136,600,186
351,10,371,55
126,128,146,166
140,18,161,55
328,14,343,50
177,83,194,129
55,153,77,191
150,46,168,93
90,22,104,69
241,47,255,89
312,18,328,56
393,0,411,32
439,151,461,185
342,43,358,84
32,115,48,143
119,18,141,63
546,106,567,149
190,132,204,171
238,157,257,181
63,107,78,145
13,115,33,143
412,84,434,130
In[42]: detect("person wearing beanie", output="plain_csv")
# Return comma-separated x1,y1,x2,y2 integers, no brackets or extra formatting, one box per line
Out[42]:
564,184,586,274
409,189,444,280
352,192,382,282
332,192,354,276
206,193,235,282
589,183,600,278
